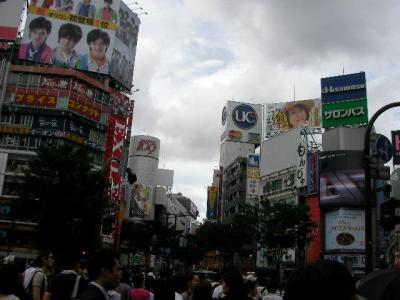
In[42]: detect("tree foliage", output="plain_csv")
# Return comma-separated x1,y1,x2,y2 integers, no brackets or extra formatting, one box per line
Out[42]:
14,145,109,253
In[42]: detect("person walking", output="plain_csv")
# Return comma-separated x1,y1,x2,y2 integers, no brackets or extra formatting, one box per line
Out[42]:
26,251,55,300
80,248,122,300
130,274,153,300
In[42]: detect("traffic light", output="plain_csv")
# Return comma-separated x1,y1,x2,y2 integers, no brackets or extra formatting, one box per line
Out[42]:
380,198,400,231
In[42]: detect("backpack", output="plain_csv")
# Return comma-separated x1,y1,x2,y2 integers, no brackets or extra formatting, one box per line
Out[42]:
25,269,45,300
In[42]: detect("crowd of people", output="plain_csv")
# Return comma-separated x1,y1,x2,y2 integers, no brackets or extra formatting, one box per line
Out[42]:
0,249,361,300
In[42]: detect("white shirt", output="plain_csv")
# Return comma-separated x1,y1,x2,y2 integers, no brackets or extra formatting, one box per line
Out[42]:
175,292,183,300
212,284,225,299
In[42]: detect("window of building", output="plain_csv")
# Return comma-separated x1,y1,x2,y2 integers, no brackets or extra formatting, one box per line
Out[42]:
29,74,40,86
8,72,19,84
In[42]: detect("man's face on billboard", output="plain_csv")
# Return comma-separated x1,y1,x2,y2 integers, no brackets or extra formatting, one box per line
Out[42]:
30,28,49,49
59,37,76,53
90,39,107,59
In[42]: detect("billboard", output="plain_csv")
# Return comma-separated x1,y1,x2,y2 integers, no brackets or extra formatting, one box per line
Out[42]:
296,138,307,188
322,98,368,128
307,152,320,195
260,126,302,177
221,101,263,144
325,208,365,251
128,183,153,219
319,151,365,207
265,99,321,137
260,167,296,197
110,1,139,89
129,135,160,160
207,186,218,220
19,0,139,89
392,131,400,165
321,72,367,104
0,0,25,40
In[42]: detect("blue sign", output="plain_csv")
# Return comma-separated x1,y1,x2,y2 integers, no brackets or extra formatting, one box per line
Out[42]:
376,135,393,163
248,154,260,168
321,72,367,104
232,104,257,129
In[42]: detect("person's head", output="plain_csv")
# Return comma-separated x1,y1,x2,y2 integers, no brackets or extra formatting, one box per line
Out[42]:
244,279,257,297
192,279,212,300
28,17,52,49
58,23,82,52
172,273,187,294
86,248,121,290
34,250,55,269
284,260,356,300
187,272,201,292
132,274,145,288
104,0,112,7
87,29,110,60
222,269,246,299
60,250,81,271
83,0,91,5
266,279,279,294
0,263,22,296
284,102,313,128
120,270,131,284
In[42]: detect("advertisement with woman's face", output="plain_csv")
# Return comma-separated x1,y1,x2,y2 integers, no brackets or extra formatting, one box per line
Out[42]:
265,99,322,136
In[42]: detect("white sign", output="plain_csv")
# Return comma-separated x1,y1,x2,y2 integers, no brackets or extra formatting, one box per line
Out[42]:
296,138,307,188
325,209,365,251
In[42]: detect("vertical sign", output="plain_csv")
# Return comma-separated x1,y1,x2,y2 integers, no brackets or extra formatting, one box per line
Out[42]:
296,139,307,188
247,154,260,201
392,131,400,165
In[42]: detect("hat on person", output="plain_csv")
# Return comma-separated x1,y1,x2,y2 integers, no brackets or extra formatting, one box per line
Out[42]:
284,100,314,113
147,272,156,279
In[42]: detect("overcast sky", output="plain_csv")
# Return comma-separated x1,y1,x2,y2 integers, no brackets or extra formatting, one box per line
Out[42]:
130,0,400,219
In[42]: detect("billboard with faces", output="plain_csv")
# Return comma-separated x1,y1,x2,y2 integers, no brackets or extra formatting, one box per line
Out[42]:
19,0,140,90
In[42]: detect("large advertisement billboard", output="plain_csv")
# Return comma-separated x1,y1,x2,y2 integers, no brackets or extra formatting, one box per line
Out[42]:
325,208,365,251
246,154,260,201
127,183,153,219
221,101,263,144
265,99,321,137
0,0,25,40
321,72,367,104
319,151,365,207
19,0,139,89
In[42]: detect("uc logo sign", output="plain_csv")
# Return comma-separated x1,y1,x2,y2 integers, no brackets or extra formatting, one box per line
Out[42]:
232,104,257,129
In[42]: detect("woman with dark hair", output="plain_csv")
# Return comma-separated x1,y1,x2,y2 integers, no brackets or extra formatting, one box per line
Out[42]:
192,280,212,300
182,273,201,300
0,262,26,300
221,269,247,300
283,260,356,300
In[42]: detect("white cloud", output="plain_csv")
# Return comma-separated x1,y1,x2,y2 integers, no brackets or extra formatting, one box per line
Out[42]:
132,0,400,217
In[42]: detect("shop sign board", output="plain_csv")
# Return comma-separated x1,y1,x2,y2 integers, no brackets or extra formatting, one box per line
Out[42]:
322,98,368,128
321,72,367,104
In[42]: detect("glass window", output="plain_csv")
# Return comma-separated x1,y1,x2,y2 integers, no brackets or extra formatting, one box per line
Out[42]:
29,74,40,86
8,72,19,84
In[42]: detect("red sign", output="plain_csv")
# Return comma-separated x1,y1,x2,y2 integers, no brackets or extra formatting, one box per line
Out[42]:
136,139,157,155
306,195,321,263
68,98,101,122
16,94,57,108
103,115,127,245
40,76,71,90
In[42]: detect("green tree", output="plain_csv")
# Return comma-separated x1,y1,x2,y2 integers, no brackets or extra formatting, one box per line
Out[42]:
258,199,315,277
14,145,109,253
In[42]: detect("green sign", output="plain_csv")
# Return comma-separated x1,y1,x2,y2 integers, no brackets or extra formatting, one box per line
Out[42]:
322,98,368,128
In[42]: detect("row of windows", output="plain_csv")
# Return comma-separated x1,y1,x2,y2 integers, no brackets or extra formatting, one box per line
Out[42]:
0,113,106,146
0,134,104,165
8,72,111,105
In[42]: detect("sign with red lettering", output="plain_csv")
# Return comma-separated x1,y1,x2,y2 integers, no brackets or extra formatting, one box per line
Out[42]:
16,94,57,108
68,98,101,122
392,131,400,165
136,139,157,155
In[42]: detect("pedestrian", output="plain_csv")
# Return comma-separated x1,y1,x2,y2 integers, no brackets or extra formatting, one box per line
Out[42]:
182,273,200,300
172,273,187,300
79,248,121,300
130,274,152,300
220,268,247,300
26,251,55,300
192,280,212,300
283,260,356,300
256,277,268,298
117,270,132,300
244,279,258,300
0,256,26,300
262,279,282,300
43,251,87,300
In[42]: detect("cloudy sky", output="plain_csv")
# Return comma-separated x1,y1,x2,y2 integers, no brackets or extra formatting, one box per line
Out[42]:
130,0,400,219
